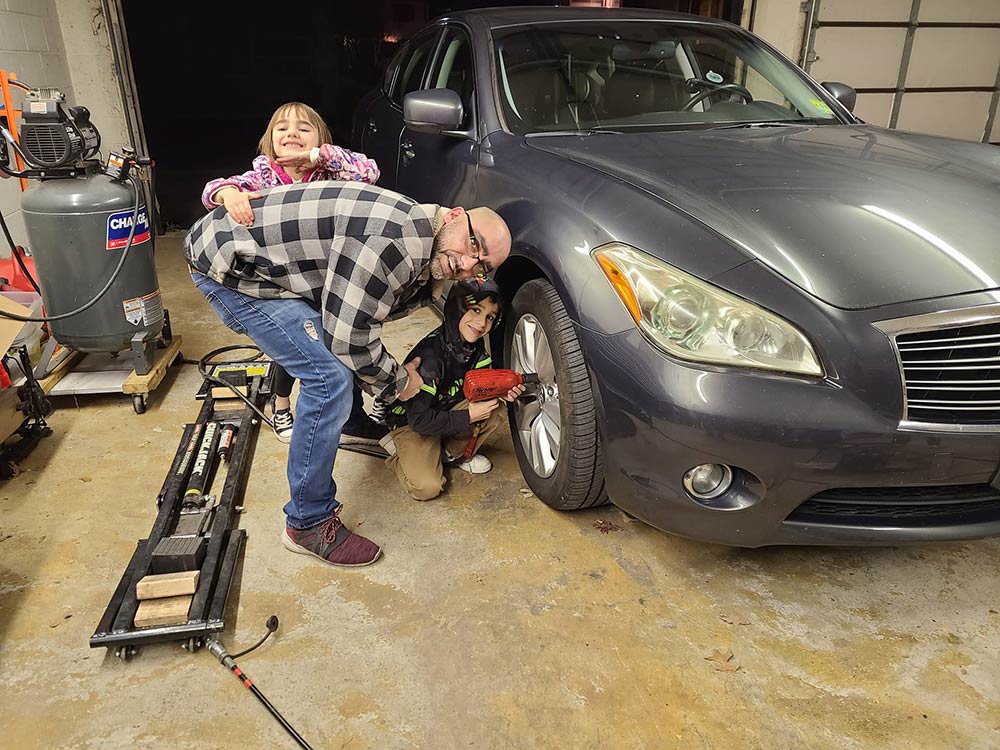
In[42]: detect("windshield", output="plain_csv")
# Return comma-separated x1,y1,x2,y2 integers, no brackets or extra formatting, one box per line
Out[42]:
494,21,843,135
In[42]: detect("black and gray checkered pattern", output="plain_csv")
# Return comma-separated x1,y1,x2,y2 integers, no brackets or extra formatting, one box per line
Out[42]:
184,182,438,400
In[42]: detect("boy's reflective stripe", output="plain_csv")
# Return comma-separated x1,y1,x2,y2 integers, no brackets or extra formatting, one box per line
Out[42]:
474,356,492,368
420,383,438,395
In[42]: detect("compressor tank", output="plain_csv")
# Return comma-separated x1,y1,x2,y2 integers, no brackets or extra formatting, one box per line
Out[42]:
21,174,163,352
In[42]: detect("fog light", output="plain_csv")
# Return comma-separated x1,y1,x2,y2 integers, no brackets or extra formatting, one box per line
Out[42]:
683,463,733,499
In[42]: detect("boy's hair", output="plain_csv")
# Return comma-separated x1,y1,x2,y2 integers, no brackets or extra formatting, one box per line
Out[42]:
257,102,332,160
452,277,504,323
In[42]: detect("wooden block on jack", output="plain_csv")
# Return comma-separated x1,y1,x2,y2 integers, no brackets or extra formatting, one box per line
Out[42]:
210,384,249,400
136,570,200,600
134,594,193,628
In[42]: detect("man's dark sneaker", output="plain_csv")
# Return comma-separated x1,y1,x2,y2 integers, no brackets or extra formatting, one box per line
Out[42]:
341,415,389,446
282,510,382,567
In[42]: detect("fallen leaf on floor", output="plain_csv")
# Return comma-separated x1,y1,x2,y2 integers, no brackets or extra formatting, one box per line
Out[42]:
80,476,93,483
704,648,741,672
462,473,473,485
356,520,364,527
720,614,751,626
593,519,623,534
519,488,533,496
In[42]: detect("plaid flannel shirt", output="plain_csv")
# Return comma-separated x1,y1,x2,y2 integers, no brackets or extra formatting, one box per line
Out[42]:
184,182,439,401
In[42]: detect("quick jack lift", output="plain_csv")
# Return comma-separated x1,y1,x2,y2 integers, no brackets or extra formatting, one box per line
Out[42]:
90,354,314,749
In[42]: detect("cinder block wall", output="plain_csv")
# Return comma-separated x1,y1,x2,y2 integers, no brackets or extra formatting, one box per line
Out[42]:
0,0,74,259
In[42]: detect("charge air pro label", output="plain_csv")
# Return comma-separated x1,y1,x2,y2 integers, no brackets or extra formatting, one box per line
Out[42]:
106,207,151,250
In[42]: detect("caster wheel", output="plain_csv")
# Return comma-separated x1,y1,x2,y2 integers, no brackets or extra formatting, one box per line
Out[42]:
183,637,202,652
172,352,184,366
115,645,137,662
132,394,147,414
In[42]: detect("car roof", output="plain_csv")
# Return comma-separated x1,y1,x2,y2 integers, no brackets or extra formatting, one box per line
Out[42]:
438,5,734,30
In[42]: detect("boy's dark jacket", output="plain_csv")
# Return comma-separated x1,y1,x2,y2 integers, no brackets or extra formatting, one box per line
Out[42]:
386,279,500,437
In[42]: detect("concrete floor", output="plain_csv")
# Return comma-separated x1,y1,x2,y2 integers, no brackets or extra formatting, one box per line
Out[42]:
1,233,998,750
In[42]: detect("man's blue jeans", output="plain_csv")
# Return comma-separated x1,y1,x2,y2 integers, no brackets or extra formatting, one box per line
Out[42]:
191,272,351,529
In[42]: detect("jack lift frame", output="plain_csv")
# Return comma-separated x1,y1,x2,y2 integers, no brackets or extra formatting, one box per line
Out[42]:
90,361,270,659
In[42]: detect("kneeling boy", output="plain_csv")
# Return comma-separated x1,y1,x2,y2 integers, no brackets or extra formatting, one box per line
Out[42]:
384,279,522,500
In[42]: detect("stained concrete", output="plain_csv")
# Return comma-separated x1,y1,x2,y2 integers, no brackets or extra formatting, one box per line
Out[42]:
1,233,998,749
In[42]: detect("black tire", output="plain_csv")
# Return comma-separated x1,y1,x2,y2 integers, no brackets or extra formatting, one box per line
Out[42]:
132,394,146,414
505,279,607,510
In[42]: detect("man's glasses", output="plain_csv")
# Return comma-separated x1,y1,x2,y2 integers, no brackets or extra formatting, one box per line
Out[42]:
466,213,489,278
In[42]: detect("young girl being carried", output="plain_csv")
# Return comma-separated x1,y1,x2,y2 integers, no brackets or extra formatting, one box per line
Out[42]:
201,101,387,446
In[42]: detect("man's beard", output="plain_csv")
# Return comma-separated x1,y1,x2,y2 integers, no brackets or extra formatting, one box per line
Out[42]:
429,219,463,280
429,251,449,280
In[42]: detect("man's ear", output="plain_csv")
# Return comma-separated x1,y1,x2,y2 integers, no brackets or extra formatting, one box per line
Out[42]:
442,206,466,225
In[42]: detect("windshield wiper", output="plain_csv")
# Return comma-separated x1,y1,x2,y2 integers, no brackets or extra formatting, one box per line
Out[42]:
525,128,623,138
711,118,826,130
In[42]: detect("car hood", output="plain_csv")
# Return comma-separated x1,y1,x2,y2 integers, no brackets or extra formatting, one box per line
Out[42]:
529,125,1000,309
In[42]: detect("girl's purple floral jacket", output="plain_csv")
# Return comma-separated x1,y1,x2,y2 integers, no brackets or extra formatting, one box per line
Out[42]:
201,144,380,209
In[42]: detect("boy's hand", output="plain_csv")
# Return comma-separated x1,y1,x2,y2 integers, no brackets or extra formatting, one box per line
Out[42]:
398,357,423,402
469,398,500,423
275,150,316,170
219,187,262,226
502,384,526,402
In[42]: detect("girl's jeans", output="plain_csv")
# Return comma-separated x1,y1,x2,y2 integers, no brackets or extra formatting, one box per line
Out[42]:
191,272,352,528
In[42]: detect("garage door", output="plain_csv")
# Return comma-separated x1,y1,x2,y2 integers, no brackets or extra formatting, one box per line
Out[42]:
803,0,1000,143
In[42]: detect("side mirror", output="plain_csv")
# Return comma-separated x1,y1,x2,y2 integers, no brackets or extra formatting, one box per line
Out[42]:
403,89,464,135
821,81,857,113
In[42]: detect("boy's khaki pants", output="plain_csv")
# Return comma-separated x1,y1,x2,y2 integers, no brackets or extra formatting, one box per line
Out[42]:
386,401,505,501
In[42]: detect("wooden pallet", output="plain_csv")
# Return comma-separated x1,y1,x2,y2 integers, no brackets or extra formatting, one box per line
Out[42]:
123,335,183,396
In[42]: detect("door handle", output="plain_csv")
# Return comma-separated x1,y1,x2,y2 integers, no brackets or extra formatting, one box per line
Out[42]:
400,139,415,166
367,120,377,133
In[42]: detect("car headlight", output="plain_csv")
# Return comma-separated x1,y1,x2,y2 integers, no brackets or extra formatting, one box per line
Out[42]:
594,243,823,376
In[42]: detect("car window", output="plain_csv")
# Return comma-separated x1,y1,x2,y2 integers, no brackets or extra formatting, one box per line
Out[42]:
494,21,843,134
390,30,438,107
427,26,475,129
382,44,407,97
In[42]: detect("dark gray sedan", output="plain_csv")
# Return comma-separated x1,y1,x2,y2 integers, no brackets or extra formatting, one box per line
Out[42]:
353,7,1000,546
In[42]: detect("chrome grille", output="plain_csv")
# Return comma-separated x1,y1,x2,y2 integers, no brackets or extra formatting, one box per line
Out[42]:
896,320,1000,425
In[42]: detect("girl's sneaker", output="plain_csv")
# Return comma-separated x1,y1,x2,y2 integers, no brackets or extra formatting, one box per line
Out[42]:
270,396,294,443
370,397,387,425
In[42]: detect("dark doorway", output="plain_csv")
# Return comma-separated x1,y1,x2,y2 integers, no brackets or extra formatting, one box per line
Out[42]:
123,0,741,227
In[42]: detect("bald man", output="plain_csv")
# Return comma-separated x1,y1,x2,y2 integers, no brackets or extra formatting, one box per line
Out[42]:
185,182,511,568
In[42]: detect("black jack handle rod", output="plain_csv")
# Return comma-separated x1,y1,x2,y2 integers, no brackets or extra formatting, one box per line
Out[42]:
205,636,314,749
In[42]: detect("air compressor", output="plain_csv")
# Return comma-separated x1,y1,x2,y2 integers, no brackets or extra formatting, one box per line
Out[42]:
0,82,164,373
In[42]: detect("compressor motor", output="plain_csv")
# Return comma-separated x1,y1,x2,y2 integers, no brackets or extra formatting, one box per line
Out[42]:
0,82,164,368
19,88,101,168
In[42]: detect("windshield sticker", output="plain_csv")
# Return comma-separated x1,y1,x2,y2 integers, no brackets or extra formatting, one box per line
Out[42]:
706,71,724,84
809,98,834,115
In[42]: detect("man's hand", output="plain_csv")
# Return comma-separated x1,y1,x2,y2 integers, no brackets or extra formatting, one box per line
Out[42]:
218,187,262,227
469,398,500,423
275,150,316,171
501,384,526,402
398,357,423,401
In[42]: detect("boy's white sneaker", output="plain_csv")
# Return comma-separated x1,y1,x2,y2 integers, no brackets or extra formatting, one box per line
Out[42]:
379,433,397,457
454,454,492,474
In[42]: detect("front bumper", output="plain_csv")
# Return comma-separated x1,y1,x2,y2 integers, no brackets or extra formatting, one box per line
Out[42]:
581,326,1000,547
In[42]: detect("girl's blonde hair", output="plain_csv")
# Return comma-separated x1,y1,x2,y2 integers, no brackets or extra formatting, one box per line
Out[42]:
257,102,332,159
